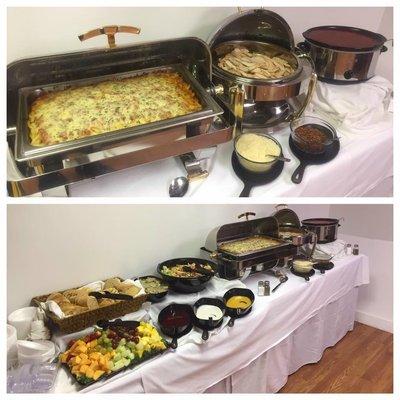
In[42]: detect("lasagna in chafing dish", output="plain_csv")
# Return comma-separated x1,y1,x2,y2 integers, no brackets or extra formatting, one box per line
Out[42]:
28,72,202,146
219,236,281,255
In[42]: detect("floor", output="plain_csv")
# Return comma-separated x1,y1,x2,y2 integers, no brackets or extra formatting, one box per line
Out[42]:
280,322,393,393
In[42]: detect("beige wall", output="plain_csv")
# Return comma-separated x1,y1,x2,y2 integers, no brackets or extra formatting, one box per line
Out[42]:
7,7,393,82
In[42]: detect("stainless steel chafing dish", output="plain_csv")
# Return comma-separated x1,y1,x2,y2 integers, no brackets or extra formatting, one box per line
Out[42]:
201,212,298,280
208,9,317,132
272,204,315,247
7,30,234,197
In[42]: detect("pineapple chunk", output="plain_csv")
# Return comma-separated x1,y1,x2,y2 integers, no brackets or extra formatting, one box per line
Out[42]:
74,356,82,365
93,370,105,381
89,340,98,348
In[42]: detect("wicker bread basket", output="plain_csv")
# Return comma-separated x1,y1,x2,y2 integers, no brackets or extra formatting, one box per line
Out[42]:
31,277,148,334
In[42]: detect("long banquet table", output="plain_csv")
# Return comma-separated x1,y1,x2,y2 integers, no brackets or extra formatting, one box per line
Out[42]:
53,253,369,393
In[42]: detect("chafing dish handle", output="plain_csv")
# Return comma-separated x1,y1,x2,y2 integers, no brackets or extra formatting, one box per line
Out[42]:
229,85,245,137
238,212,256,221
78,25,141,49
290,51,317,120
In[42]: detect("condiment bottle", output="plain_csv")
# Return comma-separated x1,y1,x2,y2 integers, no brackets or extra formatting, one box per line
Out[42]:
264,281,270,296
353,244,359,255
345,244,352,255
258,281,265,296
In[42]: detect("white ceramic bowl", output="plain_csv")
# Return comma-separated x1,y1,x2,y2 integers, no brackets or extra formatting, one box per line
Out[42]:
8,307,38,340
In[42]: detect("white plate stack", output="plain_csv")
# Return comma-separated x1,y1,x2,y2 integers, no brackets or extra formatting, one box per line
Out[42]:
7,324,18,369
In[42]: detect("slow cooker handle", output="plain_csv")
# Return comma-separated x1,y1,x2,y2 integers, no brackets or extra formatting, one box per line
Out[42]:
296,41,311,53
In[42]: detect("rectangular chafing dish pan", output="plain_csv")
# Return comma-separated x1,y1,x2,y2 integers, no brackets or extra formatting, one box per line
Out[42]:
16,63,223,162
217,234,292,259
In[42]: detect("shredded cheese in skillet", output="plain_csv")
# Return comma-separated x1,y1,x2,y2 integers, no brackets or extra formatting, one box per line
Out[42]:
28,72,202,146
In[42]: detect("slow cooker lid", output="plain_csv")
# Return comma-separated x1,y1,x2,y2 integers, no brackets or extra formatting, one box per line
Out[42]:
208,8,294,50
302,218,339,226
303,25,386,52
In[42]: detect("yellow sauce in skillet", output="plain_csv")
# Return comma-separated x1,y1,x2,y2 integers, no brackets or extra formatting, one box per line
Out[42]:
226,296,252,310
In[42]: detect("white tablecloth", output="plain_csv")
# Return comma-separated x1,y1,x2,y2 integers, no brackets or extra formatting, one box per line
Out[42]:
69,78,393,198
53,254,369,393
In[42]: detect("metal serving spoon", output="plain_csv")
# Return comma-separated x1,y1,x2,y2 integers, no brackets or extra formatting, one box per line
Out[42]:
169,176,189,197
266,154,291,162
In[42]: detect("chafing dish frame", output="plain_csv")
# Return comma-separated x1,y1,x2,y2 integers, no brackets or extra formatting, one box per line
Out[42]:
7,37,234,196
201,213,298,280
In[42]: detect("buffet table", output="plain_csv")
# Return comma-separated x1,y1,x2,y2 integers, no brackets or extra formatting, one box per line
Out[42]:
52,253,369,393
69,77,393,198
69,116,392,198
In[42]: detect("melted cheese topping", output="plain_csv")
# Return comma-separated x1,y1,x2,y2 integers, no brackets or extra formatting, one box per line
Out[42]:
219,236,281,255
235,133,281,162
28,72,202,146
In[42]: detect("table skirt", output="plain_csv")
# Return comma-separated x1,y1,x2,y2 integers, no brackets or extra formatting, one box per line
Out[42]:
205,286,358,393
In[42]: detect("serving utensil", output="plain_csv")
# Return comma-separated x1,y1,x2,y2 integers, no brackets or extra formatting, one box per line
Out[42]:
266,154,291,162
272,275,289,293
182,265,214,276
169,176,189,197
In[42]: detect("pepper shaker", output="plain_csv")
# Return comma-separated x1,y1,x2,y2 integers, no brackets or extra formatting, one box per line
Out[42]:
264,281,270,296
353,244,359,255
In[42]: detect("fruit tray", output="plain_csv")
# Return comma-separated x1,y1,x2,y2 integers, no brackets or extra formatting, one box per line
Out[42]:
59,321,168,387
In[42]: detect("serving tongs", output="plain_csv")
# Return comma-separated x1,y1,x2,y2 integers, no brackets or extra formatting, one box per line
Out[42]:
89,291,137,301
96,318,140,330
182,265,215,277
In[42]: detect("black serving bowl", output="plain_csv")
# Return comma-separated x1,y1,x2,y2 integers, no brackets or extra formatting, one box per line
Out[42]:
223,288,255,327
157,258,217,294
193,297,226,341
138,275,169,303
158,303,195,349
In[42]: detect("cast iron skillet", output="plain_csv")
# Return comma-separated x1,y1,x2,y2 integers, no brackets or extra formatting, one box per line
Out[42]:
223,288,255,327
138,275,169,303
193,298,226,341
232,152,285,197
289,136,340,184
158,303,194,349
157,258,217,294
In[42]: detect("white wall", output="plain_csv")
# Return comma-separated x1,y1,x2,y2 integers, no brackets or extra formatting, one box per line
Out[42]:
8,203,392,333
330,205,393,332
7,204,329,314
7,7,392,81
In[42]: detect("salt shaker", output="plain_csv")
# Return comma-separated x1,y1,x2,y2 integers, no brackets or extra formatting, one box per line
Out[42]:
345,244,352,256
353,244,359,255
258,281,265,296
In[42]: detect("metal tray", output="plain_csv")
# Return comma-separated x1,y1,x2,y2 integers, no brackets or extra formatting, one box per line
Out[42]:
16,64,223,162
217,234,291,258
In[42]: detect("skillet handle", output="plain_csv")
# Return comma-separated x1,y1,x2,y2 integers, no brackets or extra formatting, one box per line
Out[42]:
228,317,235,327
170,337,178,349
239,183,252,197
202,330,209,341
291,162,307,184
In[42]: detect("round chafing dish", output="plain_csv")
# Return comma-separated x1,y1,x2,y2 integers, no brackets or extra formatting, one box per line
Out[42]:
208,8,317,132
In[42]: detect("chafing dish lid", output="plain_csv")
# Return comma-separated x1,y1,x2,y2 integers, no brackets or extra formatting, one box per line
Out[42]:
216,216,279,243
208,8,294,50
272,205,301,229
